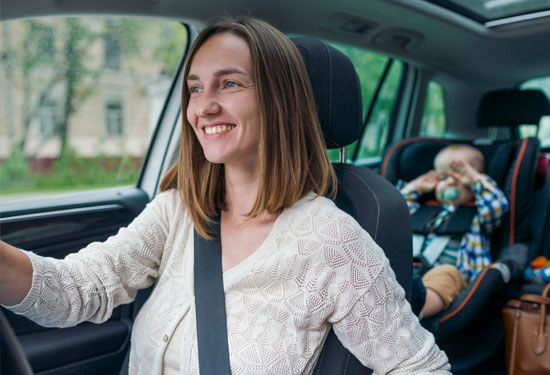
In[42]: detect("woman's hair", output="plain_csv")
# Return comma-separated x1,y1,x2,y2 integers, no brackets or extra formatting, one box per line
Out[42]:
160,16,336,238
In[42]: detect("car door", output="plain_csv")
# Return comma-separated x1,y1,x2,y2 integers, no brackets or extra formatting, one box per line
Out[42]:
0,16,192,375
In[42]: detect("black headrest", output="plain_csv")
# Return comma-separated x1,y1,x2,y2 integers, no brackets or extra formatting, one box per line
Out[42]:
292,37,362,149
478,89,550,127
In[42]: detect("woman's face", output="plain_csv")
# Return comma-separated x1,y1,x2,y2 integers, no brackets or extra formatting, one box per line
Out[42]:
186,32,261,170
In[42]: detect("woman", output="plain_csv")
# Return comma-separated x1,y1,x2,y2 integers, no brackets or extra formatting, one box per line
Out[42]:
0,17,451,374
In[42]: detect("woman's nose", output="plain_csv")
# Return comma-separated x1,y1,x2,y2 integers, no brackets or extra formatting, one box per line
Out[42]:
196,93,221,117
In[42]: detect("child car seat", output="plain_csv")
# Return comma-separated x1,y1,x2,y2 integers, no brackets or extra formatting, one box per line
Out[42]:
380,88,549,373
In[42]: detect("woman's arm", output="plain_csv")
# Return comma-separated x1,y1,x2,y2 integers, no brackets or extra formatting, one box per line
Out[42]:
332,258,451,373
329,228,451,373
0,241,33,306
1,190,181,328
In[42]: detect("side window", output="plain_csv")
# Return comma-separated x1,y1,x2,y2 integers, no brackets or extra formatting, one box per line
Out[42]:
356,61,404,160
420,81,446,137
324,42,404,162
520,77,550,148
0,17,188,203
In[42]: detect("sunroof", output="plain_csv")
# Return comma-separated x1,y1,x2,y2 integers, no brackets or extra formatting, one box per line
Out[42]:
427,0,550,24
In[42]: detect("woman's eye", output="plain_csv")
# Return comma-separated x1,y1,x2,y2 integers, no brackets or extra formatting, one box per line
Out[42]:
225,81,238,89
189,86,202,94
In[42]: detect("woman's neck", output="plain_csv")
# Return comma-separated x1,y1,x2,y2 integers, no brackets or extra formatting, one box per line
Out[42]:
224,164,260,220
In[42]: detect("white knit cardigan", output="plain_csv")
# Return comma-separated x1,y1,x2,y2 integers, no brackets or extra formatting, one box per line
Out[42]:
7,190,450,374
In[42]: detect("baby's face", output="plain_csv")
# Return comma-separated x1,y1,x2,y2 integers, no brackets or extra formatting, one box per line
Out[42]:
434,149,475,206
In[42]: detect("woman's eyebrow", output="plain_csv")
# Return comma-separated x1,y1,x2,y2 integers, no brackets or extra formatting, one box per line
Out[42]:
187,68,249,82
214,68,248,77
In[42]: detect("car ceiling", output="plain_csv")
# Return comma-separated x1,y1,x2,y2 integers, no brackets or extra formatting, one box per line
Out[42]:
2,0,550,89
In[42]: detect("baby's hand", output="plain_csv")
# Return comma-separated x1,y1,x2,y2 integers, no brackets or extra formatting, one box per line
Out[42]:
407,170,438,193
448,159,482,187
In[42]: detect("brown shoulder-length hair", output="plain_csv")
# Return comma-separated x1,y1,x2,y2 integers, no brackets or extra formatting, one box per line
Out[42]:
160,16,336,238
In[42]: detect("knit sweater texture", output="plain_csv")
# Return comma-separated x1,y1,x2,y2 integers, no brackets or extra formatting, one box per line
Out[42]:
7,189,450,374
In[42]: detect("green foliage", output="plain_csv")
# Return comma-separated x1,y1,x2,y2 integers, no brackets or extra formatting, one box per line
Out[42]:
329,42,388,115
325,42,407,161
0,147,141,194
153,22,188,75
420,81,446,137
34,147,140,190
0,147,32,191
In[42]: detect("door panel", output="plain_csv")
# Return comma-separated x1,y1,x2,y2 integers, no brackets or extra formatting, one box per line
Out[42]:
0,186,149,374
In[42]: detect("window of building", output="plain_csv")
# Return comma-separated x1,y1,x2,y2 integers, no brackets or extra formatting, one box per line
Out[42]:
104,35,121,70
30,22,54,59
37,100,58,138
105,101,124,136
420,81,446,137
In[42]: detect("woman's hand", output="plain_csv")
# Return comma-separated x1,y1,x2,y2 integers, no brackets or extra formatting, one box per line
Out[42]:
0,241,32,306
406,170,438,193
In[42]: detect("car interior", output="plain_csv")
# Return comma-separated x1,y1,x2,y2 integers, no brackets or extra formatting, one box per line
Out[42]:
1,0,549,374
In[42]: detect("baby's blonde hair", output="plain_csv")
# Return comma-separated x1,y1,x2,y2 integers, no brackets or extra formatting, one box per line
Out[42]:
435,144,484,172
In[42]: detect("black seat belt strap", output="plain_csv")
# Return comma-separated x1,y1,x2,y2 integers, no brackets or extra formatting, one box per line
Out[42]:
194,218,231,374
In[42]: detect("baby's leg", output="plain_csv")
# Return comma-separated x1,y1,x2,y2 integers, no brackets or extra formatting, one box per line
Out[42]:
421,265,467,318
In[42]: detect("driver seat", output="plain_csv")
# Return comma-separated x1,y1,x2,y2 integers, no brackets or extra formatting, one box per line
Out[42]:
293,37,413,374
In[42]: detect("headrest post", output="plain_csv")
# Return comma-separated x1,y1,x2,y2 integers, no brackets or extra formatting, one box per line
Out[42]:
339,147,347,164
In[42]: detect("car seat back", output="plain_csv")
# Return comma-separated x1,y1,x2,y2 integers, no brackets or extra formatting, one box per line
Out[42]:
477,89,550,254
293,37,412,375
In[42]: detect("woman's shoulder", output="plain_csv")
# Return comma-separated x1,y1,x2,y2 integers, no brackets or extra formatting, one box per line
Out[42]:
153,188,181,205
287,193,365,241
292,193,351,218
147,189,188,221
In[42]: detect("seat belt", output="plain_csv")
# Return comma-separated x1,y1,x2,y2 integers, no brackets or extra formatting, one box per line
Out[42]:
194,218,231,375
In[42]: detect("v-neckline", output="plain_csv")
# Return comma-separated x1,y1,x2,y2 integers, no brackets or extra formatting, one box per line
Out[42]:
221,206,287,284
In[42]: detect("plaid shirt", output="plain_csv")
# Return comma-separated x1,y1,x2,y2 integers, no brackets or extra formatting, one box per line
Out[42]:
398,176,509,283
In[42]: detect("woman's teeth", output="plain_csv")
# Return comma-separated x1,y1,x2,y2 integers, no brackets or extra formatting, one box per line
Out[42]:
205,125,235,135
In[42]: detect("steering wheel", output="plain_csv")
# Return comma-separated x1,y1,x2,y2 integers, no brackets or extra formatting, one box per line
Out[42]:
0,309,33,375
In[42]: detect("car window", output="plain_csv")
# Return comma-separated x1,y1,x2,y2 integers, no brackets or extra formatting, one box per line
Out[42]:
420,81,446,137
0,17,188,203
519,76,550,148
354,60,404,161
323,42,404,162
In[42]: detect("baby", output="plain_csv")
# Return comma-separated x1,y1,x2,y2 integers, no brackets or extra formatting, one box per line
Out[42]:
399,144,521,318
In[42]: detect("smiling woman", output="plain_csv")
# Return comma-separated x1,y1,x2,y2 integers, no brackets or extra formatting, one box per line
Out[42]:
1,16,451,375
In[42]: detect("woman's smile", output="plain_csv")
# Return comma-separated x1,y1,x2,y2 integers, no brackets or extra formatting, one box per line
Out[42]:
202,123,236,136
